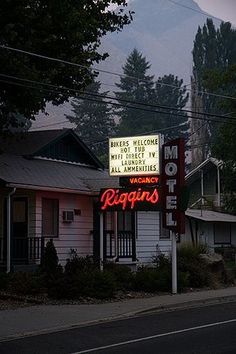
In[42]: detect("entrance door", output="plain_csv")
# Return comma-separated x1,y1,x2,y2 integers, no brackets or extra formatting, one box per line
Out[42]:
12,197,28,263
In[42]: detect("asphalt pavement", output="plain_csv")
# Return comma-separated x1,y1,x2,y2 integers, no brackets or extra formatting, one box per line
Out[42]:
1,286,236,342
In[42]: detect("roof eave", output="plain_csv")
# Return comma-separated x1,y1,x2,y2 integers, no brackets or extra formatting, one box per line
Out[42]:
6,183,99,196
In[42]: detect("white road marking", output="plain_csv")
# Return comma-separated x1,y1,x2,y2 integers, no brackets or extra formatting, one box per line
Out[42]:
70,318,236,354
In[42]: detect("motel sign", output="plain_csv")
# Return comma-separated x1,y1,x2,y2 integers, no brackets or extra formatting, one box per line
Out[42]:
162,138,185,234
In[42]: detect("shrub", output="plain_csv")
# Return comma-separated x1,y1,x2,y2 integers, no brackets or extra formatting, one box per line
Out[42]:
65,251,98,276
7,272,43,295
177,243,208,259
177,244,213,288
48,270,116,300
0,272,9,291
152,254,171,270
40,239,63,283
103,262,133,290
89,270,116,299
132,266,171,292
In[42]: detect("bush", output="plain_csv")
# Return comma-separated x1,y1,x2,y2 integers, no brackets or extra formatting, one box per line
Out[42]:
177,243,208,259
177,244,213,288
65,251,98,276
132,266,171,292
89,270,116,299
40,239,63,283
103,262,133,290
152,254,171,270
0,272,9,291
7,272,44,295
48,270,116,300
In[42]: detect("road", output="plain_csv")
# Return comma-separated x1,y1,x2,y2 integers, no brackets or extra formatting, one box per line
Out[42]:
1,301,236,353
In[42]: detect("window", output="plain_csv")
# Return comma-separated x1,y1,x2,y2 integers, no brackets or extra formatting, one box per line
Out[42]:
118,211,134,232
42,198,59,237
214,222,231,244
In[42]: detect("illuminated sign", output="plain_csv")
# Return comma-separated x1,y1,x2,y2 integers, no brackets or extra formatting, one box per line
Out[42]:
109,135,160,176
99,187,160,211
162,138,185,234
119,176,159,187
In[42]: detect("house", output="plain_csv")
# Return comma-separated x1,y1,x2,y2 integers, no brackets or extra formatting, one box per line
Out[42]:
0,129,170,271
182,158,236,251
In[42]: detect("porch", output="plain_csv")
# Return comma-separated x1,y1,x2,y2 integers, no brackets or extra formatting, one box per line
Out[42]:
0,230,136,270
0,237,50,271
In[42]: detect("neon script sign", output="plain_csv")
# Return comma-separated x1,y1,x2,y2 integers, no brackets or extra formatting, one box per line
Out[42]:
99,187,160,211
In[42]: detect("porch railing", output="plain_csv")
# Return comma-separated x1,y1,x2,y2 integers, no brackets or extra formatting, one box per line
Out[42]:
118,231,134,258
0,237,51,264
104,231,135,259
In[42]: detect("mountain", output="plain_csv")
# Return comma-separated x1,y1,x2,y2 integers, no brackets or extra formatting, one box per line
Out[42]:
98,0,221,85
32,0,222,130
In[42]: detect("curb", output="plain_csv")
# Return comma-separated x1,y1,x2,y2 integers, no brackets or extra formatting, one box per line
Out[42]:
135,294,236,315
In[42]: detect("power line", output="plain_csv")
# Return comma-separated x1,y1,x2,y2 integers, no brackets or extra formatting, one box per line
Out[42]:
1,73,235,123
1,44,236,102
167,0,222,22
1,77,235,135
1,77,234,132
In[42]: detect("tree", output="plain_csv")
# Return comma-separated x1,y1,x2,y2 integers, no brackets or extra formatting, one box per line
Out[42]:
207,65,236,213
153,75,189,141
115,48,155,136
115,49,189,140
0,0,132,132
191,19,236,162
66,81,116,164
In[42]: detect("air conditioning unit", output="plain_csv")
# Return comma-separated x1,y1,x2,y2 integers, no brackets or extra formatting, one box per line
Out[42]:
62,210,74,223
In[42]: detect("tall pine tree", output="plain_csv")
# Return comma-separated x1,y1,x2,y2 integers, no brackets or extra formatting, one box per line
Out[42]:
153,74,189,141
115,49,155,136
115,49,189,140
191,19,236,164
66,81,116,164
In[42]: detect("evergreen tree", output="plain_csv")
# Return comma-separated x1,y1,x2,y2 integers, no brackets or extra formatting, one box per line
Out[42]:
66,81,116,164
191,19,236,162
206,64,236,213
0,0,132,133
153,75,189,141
115,49,189,140
115,49,155,136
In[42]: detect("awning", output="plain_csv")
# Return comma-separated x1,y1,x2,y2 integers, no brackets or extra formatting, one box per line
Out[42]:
185,209,236,223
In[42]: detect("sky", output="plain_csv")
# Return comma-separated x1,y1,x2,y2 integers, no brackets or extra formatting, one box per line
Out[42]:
195,0,236,25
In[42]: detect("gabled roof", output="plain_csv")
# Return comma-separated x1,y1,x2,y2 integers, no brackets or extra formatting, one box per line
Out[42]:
0,129,104,169
186,157,223,183
0,153,118,194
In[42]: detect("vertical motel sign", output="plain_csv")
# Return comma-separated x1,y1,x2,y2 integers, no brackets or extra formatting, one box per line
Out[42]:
162,138,185,234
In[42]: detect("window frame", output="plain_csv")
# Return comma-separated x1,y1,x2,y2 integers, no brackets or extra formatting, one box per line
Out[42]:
214,222,231,245
42,198,59,238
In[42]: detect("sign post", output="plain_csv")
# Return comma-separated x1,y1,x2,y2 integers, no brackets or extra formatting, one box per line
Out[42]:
171,231,177,294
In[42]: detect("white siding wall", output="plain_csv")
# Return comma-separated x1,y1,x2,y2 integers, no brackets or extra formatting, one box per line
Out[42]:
36,191,94,265
136,211,171,265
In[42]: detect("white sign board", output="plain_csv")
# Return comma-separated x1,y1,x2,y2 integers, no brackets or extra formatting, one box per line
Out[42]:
109,135,160,176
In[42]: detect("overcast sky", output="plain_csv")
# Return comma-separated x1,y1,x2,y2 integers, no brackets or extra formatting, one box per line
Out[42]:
195,0,236,25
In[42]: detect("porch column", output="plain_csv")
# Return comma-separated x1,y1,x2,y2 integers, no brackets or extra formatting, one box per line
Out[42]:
200,169,204,207
7,188,16,273
217,165,221,207
99,212,104,271
114,211,118,260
